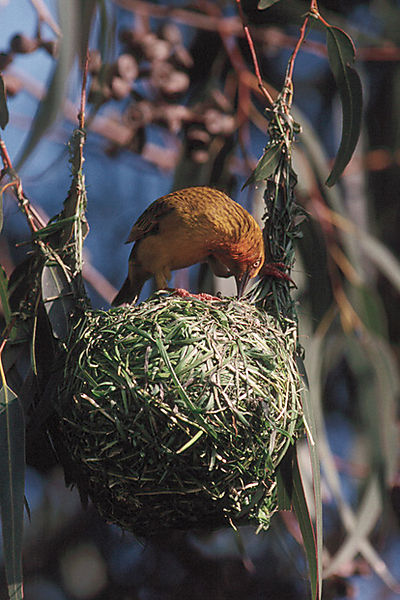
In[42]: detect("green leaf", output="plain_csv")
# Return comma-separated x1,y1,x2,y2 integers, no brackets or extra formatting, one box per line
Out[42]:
16,0,79,169
41,262,76,340
258,0,281,9
0,189,3,234
292,449,320,600
302,396,323,600
0,75,9,130
0,266,11,324
325,26,362,187
242,143,282,190
79,0,98,64
276,444,294,510
0,383,25,600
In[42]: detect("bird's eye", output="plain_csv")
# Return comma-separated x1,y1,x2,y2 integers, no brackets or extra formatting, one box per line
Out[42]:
252,259,261,269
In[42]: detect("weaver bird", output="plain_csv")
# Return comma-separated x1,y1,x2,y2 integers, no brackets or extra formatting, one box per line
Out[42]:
111,186,265,305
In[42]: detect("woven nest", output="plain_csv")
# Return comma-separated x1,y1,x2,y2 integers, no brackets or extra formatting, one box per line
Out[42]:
55,293,303,536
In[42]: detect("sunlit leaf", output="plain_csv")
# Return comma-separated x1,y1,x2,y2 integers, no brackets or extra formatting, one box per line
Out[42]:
0,75,9,130
41,262,75,340
242,143,282,190
258,0,281,9
0,383,25,600
325,26,362,187
300,386,323,600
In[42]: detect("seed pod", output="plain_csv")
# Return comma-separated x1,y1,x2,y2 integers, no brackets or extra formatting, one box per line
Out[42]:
3,73,23,96
110,76,132,100
116,54,139,82
10,34,39,54
0,52,13,70
39,39,59,57
158,23,183,46
142,34,171,62
87,50,102,74
88,77,112,105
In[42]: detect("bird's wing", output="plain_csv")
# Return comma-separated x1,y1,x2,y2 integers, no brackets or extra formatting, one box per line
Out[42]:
125,199,174,243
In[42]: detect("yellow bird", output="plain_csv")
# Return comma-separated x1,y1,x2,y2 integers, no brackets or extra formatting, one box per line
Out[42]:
112,186,264,305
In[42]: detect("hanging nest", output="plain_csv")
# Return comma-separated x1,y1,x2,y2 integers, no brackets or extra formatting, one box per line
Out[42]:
54,292,304,536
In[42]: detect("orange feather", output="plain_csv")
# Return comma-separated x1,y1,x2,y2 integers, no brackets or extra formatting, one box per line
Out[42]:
112,186,265,305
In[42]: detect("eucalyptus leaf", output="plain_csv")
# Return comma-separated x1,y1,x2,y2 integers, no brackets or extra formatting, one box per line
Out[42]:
0,384,25,600
0,74,9,130
15,0,79,169
276,444,294,510
0,193,3,234
0,266,10,323
258,0,281,9
325,26,362,187
41,263,76,340
292,450,320,600
300,387,323,600
242,143,282,190
79,0,98,63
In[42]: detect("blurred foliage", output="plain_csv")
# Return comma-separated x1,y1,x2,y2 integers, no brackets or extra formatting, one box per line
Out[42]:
0,1,399,599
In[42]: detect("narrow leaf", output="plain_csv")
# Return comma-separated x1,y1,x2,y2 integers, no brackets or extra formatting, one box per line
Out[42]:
276,444,294,510
0,75,9,130
325,26,362,187
0,382,25,600
292,450,320,600
78,0,98,64
0,193,3,235
0,266,11,323
301,389,323,600
41,263,75,340
242,143,282,190
258,0,281,9
16,0,79,169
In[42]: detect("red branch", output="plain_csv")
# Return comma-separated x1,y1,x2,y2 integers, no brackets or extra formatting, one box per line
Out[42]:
236,0,274,107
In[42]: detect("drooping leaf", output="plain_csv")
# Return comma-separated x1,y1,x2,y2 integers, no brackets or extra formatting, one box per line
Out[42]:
41,262,76,340
15,0,79,169
258,0,281,9
0,266,10,323
292,449,320,600
97,0,117,65
0,75,9,130
0,193,3,235
299,386,323,600
78,0,98,64
242,143,282,190
276,444,294,510
325,26,362,187
347,332,399,490
0,383,25,600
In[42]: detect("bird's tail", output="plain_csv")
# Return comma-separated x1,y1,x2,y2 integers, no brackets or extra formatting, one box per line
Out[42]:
111,277,137,306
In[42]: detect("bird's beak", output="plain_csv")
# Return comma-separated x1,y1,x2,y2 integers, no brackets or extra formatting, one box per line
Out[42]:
236,270,251,299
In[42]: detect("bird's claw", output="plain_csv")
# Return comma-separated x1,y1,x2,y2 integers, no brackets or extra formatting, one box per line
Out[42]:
173,288,220,301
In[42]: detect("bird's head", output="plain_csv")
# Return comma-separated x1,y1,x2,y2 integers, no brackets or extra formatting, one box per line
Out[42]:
212,236,265,299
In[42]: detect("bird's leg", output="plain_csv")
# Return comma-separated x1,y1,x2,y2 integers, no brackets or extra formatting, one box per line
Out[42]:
154,269,170,290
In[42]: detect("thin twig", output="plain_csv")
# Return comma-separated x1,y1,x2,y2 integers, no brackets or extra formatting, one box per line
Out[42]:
0,137,44,233
236,0,274,107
